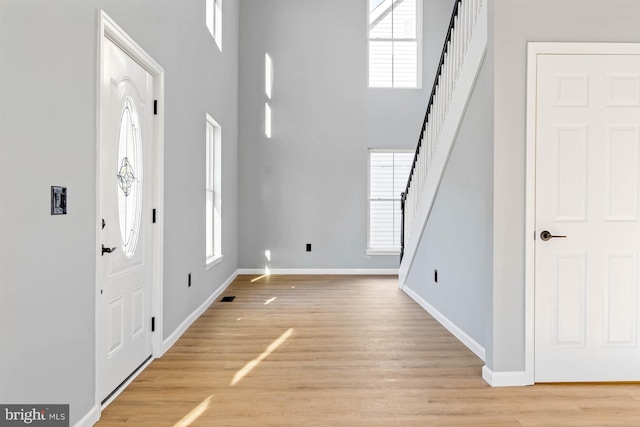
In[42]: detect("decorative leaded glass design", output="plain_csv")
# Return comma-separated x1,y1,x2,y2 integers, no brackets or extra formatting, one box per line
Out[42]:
117,96,143,259
117,157,136,196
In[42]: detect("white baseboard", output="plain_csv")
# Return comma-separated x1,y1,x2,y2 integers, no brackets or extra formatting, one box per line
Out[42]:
237,268,398,275
161,270,238,354
402,285,486,361
73,404,100,427
482,366,531,387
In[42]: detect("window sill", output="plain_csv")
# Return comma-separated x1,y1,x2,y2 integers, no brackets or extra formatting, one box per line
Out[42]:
206,254,224,270
367,86,422,90
366,249,400,256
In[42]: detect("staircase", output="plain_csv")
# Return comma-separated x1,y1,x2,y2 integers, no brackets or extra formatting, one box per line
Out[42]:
399,0,487,286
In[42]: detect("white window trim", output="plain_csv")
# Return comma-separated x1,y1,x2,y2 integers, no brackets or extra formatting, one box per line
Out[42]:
367,0,423,89
206,114,222,268
367,248,401,256
367,148,413,255
206,0,222,51
206,254,224,270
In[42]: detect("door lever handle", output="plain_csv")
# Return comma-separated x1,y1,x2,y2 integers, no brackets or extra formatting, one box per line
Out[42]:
102,244,118,256
540,230,567,241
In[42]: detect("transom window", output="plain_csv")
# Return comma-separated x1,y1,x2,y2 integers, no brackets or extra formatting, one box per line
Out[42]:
367,150,413,254
369,0,421,88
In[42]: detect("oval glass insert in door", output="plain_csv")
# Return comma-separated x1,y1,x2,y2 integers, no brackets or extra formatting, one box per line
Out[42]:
116,96,143,259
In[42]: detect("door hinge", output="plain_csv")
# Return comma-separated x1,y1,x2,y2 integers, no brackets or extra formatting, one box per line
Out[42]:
151,317,156,332
152,208,157,224
153,100,158,115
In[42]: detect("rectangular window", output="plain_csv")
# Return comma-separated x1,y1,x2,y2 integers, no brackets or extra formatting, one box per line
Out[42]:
206,0,222,51
265,103,272,138
369,0,421,88
265,54,273,138
206,115,222,267
368,150,413,254
265,53,273,99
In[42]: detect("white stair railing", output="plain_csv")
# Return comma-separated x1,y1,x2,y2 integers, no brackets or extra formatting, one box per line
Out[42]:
400,0,485,262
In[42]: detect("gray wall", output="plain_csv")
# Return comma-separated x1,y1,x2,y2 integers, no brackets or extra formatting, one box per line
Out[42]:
238,0,454,269
492,0,640,372
404,58,493,350
0,0,239,423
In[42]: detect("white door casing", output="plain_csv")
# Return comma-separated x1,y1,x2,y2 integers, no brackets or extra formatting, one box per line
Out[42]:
528,44,640,382
97,11,164,407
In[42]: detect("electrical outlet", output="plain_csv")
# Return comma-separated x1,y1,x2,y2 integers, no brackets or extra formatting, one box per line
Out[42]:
306,243,312,252
188,273,192,287
434,270,438,283
51,186,67,215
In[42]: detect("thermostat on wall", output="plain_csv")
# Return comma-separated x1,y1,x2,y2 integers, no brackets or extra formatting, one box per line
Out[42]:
51,186,67,215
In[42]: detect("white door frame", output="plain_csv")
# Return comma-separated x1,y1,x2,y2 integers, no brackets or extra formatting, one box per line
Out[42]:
95,10,165,409
525,42,640,384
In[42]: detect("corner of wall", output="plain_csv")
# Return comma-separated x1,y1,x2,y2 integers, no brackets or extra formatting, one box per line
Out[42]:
482,365,532,387
73,404,100,427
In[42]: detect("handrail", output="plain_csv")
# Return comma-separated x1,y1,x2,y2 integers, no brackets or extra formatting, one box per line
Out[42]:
400,0,482,260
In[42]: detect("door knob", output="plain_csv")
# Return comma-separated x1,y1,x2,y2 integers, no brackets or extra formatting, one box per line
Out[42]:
540,230,566,241
102,244,118,256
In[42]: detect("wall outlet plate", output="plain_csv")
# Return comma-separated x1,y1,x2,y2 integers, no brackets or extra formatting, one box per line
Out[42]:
51,186,67,215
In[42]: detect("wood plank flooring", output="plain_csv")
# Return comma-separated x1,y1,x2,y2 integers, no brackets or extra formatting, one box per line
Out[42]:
96,275,640,426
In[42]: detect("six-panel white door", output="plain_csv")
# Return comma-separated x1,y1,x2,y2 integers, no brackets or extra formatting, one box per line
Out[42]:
99,36,154,401
535,54,640,381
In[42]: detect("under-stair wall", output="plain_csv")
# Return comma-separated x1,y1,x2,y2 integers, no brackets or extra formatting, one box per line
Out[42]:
399,0,490,360
403,60,492,361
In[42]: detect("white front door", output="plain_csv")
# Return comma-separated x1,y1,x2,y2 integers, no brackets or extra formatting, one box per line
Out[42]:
99,36,154,401
535,53,640,381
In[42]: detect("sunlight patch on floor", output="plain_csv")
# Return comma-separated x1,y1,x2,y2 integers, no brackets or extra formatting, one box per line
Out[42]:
173,395,212,427
231,328,294,386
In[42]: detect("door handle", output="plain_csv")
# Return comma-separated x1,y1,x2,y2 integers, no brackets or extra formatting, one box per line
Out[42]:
102,244,118,256
540,230,567,241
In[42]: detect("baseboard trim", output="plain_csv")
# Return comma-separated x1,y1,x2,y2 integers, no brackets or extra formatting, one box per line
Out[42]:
73,404,100,427
161,270,238,354
482,366,531,387
402,285,486,361
237,268,398,275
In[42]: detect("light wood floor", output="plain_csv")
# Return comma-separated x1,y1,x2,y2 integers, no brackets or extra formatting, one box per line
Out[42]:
97,275,640,426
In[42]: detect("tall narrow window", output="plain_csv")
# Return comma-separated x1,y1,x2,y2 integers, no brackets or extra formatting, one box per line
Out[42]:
265,53,273,99
206,0,222,50
369,0,421,88
206,115,222,267
265,103,272,138
265,53,273,138
368,150,413,254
